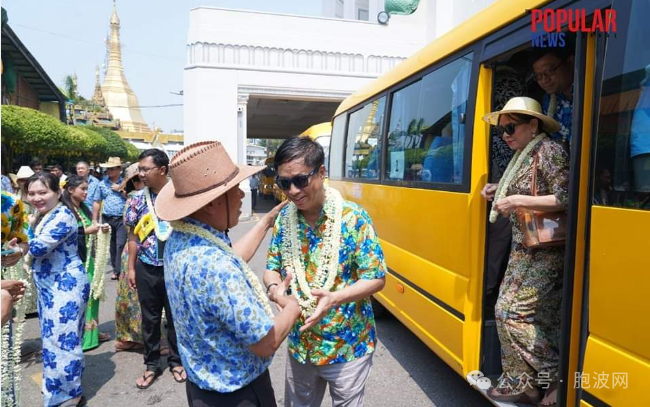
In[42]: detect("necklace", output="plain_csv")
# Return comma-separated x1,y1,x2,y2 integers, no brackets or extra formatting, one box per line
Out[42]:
144,187,173,241
170,220,274,318
489,135,546,223
280,187,343,317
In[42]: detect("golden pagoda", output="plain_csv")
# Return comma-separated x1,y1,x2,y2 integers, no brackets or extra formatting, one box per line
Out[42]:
100,1,149,133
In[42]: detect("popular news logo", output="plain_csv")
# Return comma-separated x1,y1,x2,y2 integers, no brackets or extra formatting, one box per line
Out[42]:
530,8,617,47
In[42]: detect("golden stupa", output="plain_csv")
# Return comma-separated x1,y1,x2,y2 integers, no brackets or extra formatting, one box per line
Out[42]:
100,2,150,133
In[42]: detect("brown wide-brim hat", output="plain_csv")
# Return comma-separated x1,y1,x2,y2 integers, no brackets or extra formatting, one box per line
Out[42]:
155,141,264,221
483,96,560,134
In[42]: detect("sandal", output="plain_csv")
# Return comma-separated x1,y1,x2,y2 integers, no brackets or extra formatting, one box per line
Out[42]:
136,368,162,390
111,274,118,281
170,366,187,383
98,332,110,342
115,341,143,352
488,387,541,405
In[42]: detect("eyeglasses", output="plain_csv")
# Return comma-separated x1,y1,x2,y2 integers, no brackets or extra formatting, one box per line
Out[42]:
532,62,563,82
495,122,524,137
275,168,318,191
137,166,159,174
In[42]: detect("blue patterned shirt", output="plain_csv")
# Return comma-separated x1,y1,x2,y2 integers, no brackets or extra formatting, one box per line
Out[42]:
123,189,162,267
542,92,573,142
1,175,12,193
98,176,126,217
84,176,101,210
164,217,274,392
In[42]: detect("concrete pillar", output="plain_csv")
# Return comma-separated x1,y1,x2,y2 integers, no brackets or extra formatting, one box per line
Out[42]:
237,93,253,220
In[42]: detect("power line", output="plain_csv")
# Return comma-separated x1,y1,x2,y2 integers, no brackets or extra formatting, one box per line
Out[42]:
12,23,184,62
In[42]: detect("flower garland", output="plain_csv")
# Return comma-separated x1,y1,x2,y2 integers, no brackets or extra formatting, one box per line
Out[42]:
547,94,558,122
72,207,111,301
280,187,343,317
0,267,28,407
144,187,173,241
170,220,274,318
489,134,547,223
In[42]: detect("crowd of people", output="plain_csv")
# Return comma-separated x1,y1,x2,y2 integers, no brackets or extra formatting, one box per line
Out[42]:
1,135,388,407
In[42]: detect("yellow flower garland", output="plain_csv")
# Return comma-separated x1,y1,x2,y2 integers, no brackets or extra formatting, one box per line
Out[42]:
144,187,173,241
170,221,274,319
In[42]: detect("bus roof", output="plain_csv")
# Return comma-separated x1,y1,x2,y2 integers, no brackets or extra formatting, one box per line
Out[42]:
300,122,332,139
334,0,548,115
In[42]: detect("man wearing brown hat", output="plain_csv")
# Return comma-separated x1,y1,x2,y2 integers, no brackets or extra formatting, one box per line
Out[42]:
98,157,127,280
155,141,300,406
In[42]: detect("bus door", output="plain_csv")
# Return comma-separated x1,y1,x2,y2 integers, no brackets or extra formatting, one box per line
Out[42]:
578,1,650,406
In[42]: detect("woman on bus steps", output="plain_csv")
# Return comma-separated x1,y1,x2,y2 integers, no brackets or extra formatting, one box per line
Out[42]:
480,97,569,407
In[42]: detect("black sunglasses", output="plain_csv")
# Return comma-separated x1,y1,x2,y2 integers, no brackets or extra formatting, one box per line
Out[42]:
495,122,524,137
275,168,318,191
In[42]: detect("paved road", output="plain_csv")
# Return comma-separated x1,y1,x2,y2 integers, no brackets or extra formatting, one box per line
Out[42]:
19,198,491,406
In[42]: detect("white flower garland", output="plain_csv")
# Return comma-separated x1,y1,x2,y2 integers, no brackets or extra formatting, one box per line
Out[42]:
280,187,343,317
144,187,173,241
0,267,28,407
90,228,111,301
489,134,547,223
547,94,558,122
170,221,274,319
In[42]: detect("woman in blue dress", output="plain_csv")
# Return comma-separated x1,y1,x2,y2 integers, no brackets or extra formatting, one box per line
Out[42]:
22,172,89,406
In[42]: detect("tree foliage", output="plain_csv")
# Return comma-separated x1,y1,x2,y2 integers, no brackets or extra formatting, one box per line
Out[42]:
1,105,143,169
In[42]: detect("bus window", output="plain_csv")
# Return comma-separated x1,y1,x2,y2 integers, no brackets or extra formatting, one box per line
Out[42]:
593,0,650,210
344,97,386,179
329,114,347,180
386,53,473,184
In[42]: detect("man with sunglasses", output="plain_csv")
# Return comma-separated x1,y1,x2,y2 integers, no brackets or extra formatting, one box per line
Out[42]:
531,47,575,144
264,136,386,407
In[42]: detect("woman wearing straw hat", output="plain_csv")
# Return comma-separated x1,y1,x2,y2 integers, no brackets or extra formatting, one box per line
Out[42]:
480,97,569,406
156,141,300,406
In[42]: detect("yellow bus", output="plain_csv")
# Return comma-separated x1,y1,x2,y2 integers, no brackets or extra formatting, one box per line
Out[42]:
327,0,649,405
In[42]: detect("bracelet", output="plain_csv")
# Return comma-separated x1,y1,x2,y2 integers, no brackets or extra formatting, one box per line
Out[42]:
265,283,279,296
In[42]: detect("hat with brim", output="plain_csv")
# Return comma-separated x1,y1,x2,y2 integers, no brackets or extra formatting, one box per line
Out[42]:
119,163,141,191
16,166,35,180
483,96,560,134
155,141,264,221
100,157,124,168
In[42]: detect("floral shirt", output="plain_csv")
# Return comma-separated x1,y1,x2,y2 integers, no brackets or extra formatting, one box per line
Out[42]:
542,92,573,142
267,197,387,366
98,176,126,217
164,217,274,392
1,191,29,244
123,189,162,267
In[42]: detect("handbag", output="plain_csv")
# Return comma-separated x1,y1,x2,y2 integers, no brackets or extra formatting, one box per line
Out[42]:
516,154,567,249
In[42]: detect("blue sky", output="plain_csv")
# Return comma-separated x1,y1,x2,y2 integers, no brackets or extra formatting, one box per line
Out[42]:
4,0,322,133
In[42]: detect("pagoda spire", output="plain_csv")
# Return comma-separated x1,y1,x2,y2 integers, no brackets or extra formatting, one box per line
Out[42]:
92,66,106,107
101,0,149,132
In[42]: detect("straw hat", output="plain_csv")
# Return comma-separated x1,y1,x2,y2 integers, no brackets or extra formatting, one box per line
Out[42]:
16,166,34,180
100,157,124,168
155,141,264,221
483,96,560,134
119,163,140,191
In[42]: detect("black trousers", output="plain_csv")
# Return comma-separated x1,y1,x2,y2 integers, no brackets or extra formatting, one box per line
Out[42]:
134,259,181,370
186,370,276,407
104,215,127,276
251,188,258,209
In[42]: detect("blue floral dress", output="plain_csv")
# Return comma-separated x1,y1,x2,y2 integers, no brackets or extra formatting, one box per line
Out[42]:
29,205,89,406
